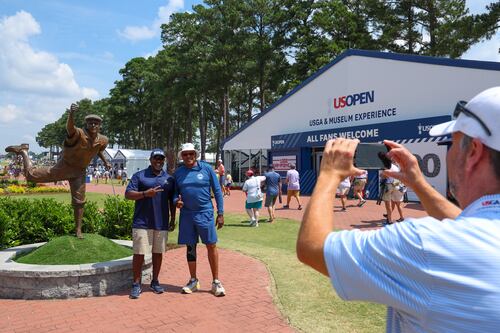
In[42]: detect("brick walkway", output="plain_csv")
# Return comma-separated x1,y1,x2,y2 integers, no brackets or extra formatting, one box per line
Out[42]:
0,183,428,332
0,248,292,333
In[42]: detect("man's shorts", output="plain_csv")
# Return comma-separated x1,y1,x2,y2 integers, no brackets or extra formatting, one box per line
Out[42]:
353,178,367,190
178,210,218,245
382,184,404,202
132,228,168,255
336,185,350,196
287,190,300,198
246,200,263,209
264,194,277,207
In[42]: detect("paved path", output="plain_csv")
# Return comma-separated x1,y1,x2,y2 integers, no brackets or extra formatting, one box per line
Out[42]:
0,248,292,333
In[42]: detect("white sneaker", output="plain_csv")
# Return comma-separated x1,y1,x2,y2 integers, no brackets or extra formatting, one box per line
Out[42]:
249,218,256,227
181,278,200,294
211,279,226,297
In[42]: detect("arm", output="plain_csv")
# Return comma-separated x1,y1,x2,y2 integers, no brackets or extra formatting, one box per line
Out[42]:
97,151,112,170
125,186,164,200
168,181,176,231
66,103,78,137
383,140,461,220
208,166,224,229
297,138,364,276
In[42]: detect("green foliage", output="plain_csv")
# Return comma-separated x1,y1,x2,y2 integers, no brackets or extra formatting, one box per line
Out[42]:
82,201,103,234
0,196,135,249
100,196,135,240
15,234,132,265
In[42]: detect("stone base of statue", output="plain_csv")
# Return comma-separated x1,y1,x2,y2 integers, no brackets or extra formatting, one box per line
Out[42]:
0,241,151,299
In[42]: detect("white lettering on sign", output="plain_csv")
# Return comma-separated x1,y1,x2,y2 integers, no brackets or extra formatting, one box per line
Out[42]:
308,107,397,127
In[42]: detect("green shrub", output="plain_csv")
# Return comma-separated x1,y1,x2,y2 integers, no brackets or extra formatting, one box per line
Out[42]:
0,206,20,249
0,196,135,248
101,196,134,239
82,201,103,234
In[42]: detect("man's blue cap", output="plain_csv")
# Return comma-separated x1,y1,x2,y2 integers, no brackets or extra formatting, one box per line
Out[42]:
150,149,165,158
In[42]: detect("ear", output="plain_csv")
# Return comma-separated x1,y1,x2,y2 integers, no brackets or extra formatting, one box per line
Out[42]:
464,138,486,173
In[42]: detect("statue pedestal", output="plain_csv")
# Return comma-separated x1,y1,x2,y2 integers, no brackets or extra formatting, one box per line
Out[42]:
0,240,151,299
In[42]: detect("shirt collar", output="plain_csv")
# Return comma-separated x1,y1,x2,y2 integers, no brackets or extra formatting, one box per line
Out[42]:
459,194,500,217
146,165,166,177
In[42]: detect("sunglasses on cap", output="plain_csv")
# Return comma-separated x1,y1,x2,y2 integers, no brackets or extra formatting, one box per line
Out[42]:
454,101,492,136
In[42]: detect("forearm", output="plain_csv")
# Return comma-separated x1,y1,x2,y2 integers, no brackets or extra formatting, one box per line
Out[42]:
98,152,107,163
125,190,146,201
66,112,76,136
169,200,176,219
297,173,340,276
412,181,461,220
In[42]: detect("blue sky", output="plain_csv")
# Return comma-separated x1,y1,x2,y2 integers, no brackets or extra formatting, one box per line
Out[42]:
0,0,498,152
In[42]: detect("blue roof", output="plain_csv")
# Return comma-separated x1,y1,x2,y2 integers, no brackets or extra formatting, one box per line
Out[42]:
222,49,500,148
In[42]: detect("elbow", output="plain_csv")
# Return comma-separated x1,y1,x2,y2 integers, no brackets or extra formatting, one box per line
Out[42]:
296,239,310,265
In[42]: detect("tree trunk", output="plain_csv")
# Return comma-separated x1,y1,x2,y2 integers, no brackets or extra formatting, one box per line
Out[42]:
198,95,206,161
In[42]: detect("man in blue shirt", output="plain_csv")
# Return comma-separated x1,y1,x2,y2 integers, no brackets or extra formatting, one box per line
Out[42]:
297,87,500,332
264,165,282,223
125,149,176,299
174,143,226,297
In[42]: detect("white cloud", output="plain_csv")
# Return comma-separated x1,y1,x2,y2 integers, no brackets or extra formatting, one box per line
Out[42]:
0,11,98,99
0,104,23,123
119,0,184,41
0,11,100,152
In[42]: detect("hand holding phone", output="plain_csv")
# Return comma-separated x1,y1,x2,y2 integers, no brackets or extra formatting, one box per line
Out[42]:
354,143,392,169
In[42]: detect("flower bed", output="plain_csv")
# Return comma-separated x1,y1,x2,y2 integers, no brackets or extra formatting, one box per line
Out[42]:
0,184,69,195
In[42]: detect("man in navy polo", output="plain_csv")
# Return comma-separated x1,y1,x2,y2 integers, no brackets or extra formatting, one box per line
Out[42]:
125,148,176,299
174,143,226,297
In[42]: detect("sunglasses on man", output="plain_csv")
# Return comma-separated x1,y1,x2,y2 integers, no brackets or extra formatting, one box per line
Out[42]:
437,100,492,147
454,100,492,136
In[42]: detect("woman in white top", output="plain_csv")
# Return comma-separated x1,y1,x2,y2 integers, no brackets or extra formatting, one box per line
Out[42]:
242,170,266,227
336,176,351,211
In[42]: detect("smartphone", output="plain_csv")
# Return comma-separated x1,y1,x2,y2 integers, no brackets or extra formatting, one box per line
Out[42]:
354,143,392,169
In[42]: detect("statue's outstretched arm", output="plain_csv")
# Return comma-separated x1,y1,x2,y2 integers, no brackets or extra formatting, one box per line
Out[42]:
67,103,78,137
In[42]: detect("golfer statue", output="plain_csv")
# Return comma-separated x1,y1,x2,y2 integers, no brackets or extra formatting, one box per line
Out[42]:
5,103,111,238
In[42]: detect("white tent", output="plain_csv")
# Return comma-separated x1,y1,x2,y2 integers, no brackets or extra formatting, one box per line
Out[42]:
114,149,152,174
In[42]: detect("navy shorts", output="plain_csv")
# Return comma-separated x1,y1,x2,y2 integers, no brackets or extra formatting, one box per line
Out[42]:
178,210,218,245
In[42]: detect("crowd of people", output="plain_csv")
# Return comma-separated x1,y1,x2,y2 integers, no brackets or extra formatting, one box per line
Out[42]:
87,165,128,185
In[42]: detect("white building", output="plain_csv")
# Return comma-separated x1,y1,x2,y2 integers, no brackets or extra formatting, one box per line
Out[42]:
114,149,152,174
222,49,500,199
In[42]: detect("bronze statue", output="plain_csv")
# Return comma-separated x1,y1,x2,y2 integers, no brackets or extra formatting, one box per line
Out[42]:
5,104,111,238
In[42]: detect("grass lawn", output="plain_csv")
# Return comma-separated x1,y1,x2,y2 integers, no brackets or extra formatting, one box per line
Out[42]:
15,233,132,265
168,213,386,333
6,192,109,208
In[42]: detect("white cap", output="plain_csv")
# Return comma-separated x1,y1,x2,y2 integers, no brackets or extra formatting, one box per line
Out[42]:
430,87,500,151
178,143,198,159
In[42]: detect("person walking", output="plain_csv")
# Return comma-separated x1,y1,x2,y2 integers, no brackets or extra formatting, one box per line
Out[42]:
336,176,351,211
216,159,225,189
242,169,266,227
297,86,500,333
263,165,282,223
381,164,405,225
224,173,233,196
174,143,226,297
284,163,302,210
353,170,368,206
125,149,176,299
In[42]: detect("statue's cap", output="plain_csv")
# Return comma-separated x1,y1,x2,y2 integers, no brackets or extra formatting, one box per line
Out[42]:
85,114,102,122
